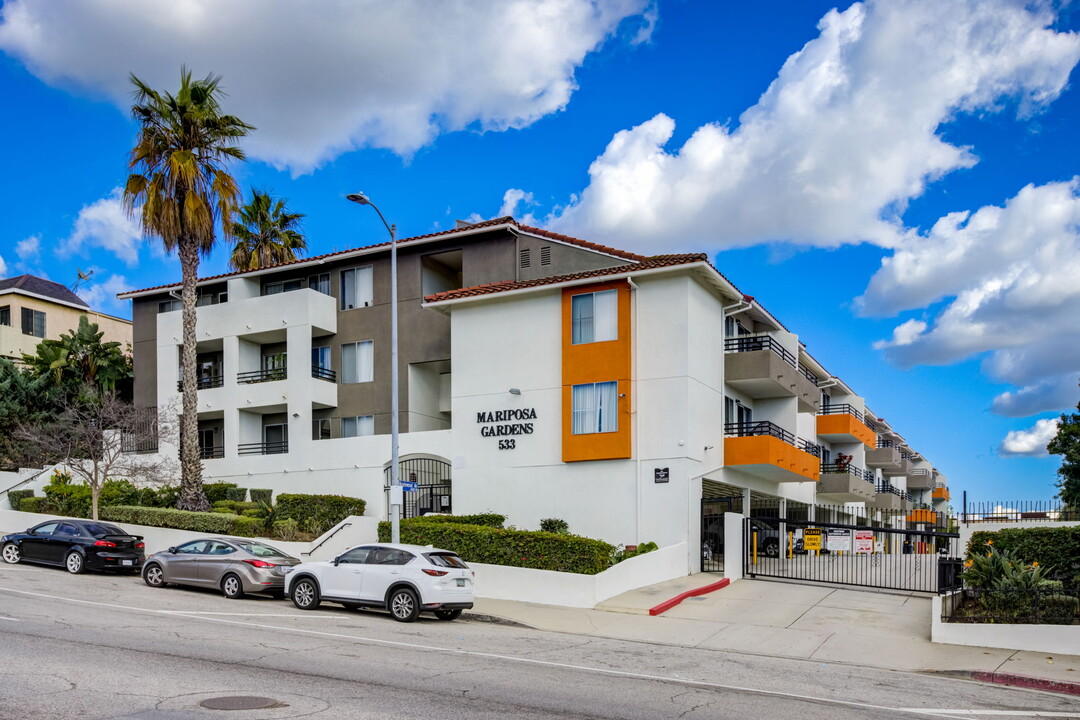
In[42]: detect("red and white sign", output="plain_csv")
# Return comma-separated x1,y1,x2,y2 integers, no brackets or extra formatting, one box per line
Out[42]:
854,529,874,554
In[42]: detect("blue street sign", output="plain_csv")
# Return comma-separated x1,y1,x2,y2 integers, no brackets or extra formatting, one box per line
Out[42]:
401,481,418,492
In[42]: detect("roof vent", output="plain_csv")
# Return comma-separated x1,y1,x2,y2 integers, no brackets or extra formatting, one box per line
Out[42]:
520,248,531,269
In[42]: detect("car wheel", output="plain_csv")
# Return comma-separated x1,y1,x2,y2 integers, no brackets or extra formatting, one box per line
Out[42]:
389,588,419,623
1,542,20,564
221,573,244,600
65,551,85,575
291,578,320,610
143,563,166,588
434,608,462,621
763,540,780,558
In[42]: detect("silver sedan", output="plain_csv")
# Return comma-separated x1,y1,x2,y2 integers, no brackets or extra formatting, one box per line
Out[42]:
142,537,300,599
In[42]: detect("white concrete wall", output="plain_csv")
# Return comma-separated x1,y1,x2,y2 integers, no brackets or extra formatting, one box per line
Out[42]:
932,593,1080,655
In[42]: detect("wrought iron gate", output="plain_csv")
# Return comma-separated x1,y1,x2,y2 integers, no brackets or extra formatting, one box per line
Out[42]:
384,457,452,519
743,517,961,594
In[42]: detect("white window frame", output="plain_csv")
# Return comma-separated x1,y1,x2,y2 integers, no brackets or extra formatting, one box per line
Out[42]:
340,266,373,310
341,415,375,437
571,381,619,435
571,290,617,345
341,340,374,384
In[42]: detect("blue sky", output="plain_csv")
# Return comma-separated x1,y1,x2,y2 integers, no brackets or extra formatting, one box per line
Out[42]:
0,0,1078,503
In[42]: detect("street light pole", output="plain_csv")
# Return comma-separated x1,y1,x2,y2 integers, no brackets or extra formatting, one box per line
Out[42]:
346,193,400,544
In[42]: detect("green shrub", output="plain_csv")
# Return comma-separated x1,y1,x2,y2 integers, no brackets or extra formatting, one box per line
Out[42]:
225,487,247,502
409,513,505,528
211,507,235,514
133,485,180,508
250,489,272,505
202,483,238,504
101,505,240,534
540,518,569,534
610,540,659,565
212,499,235,509
276,493,366,535
233,516,263,538
241,508,265,518
18,496,48,513
378,519,613,575
968,527,1080,583
8,490,34,511
273,519,299,541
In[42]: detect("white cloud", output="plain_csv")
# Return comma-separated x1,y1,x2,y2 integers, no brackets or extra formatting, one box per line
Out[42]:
862,180,1080,409
0,253,7,276
59,189,144,266
76,273,131,316
15,235,40,261
0,0,652,174
999,417,1060,457
541,0,1079,251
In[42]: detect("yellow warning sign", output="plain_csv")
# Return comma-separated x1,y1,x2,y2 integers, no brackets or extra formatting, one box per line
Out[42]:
802,528,823,551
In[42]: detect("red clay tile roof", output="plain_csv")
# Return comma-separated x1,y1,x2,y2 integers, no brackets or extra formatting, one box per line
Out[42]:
117,217,645,297
423,253,709,304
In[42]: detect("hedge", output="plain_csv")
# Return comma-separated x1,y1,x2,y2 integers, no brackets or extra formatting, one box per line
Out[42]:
225,487,247,502
408,513,505,528
101,505,241,534
968,526,1080,584
378,519,614,575
276,493,365,535
203,483,239,504
250,489,272,505
18,496,47,513
7,490,34,511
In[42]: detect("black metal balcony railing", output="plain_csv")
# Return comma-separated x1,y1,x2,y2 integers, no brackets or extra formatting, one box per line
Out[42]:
819,403,864,422
796,362,820,386
725,335,798,368
876,438,899,449
910,468,930,476
724,420,794,445
797,438,821,457
901,451,915,461
237,441,289,456
821,462,864,477
176,375,224,392
237,368,287,384
875,481,903,497
311,365,337,382
199,445,224,459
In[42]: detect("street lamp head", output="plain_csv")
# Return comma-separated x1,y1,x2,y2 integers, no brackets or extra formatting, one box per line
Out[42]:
346,192,371,205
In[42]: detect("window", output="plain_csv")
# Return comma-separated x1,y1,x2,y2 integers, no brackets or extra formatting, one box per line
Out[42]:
264,423,288,453
571,381,618,434
341,415,374,437
571,290,617,344
336,546,371,564
341,340,373,383
55,523,80,537
21,308,45,338
175,540,210,555
340,266,373,310
311,346,330,370
0,306,9,326
158,299,181,313
263,279,302,295
312,418,331,440
309,273,331,295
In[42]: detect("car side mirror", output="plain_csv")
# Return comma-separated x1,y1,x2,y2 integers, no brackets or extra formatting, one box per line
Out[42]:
168,547,177,554
333,556,341,566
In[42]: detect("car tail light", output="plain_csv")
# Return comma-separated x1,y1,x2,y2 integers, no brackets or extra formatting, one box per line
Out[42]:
422,568,448,577
243,559,277,569
135,542,145,549
93,540,117,547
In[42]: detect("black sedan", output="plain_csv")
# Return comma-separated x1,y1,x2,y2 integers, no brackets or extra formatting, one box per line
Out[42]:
1,519,145,574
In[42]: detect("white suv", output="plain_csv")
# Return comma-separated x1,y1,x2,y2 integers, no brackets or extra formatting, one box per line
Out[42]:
285,543,475,622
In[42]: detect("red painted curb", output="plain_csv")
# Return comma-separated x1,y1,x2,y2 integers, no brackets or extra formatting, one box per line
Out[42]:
649,578,730,616
969,670,1080,697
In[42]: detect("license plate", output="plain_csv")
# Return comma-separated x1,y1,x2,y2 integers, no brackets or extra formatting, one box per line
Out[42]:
456,578,465,587
122,560,133,566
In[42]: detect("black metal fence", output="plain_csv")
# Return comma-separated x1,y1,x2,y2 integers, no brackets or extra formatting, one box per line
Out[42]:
384,457,453,520
743,516,961,593
237,368,287,384
237,441,288,455
941,587,1080,625
961,499,1079,523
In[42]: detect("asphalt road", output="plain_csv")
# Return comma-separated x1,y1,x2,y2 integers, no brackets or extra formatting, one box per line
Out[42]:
1,561,1078,719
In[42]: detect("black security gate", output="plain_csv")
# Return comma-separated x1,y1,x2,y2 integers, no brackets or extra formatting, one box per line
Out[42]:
384,457,452,519
743,517,961,594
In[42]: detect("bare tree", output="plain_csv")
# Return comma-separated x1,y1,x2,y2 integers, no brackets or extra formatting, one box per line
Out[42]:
17,392,178,520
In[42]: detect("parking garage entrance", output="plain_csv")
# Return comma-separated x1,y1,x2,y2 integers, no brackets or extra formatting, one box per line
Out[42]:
701,483,806,572
384,455,452,519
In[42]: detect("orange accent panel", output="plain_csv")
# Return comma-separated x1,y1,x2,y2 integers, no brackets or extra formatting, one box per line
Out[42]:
907,509,936,523
816,414,876,449
933,487,950,501
724,436,820,482
562,282,632,463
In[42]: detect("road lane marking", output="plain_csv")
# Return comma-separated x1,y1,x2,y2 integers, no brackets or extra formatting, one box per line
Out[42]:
903,713,1080,718
0,585,1067,719
0,616,19,622
157,612,344,617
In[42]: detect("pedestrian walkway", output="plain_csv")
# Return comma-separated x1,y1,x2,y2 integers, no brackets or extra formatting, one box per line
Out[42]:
468,576,1080,694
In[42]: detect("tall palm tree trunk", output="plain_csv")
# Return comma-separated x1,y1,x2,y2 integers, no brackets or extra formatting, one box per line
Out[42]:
177,239,209,511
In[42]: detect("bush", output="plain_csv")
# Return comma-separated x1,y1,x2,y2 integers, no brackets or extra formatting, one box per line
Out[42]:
540,518,569,534
968,527,1080,584
203,483,238,504
611,540,659,565
225,487,247,502
8,490,34,511
276,493,366,536
101,505,240,534
409,513,505,528
273,519,299,541
210,507,235,514
18,496,47,514
233,516,263,538
250,489,272,505
378,518,613,575
241,509,264,518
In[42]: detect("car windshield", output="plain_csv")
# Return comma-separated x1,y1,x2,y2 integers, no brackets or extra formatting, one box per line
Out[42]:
425,552,468,569
233,541,287,558
83,522,124,538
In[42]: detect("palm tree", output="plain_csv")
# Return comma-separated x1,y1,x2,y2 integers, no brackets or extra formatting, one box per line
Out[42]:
228,190,307,271
123,69,253,511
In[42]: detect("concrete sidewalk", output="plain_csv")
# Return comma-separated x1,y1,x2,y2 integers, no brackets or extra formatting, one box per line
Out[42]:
468,576,1080,694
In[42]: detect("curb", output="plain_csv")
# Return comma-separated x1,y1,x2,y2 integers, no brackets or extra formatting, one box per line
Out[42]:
461,611,534,629
926,669,1080,697
649,578,730,616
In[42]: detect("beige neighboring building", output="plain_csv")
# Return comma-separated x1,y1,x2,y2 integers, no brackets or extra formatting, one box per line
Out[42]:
0,274,132,363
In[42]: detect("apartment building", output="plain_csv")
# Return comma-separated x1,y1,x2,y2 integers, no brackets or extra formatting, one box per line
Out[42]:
0,274,132,363
119,217,950,571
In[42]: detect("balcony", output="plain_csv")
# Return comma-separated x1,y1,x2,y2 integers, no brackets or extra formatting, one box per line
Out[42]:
868,480,904,511
866,441,901,471
906,507,946,526
723,421,820,483
816,405,876,448
724,336,819,412
933,485,950,502
311,365,337,383
237,441,289,456
177,375,224,392
238,368,287,384
157,286,336,342
817,462,876,502
198,445,224,460
907,468,933,490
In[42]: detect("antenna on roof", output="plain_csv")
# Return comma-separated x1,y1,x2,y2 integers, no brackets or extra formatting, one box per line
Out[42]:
71,268,94,292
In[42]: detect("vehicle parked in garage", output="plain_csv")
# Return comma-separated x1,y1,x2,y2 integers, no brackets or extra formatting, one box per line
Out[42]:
0,519,145,574
702,515,804,558
142,537,300,599
286,543,474,622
